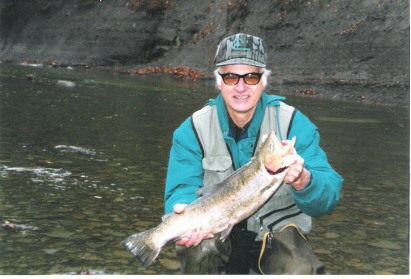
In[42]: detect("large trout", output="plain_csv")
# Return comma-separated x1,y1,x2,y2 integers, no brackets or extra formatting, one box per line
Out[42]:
121,131,297,268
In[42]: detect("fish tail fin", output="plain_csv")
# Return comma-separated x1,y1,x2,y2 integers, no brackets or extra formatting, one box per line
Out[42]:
121,228,160,268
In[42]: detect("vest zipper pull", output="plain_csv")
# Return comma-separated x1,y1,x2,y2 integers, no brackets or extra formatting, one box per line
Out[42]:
259,217,264,232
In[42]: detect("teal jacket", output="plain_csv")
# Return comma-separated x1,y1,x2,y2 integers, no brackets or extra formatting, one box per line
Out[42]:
164,93,343,217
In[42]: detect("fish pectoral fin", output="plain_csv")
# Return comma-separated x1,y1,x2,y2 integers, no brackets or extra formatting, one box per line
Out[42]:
220,224,234,242
260,180,278,193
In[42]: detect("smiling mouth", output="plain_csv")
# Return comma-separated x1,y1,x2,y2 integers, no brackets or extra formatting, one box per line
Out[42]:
234,95,249,100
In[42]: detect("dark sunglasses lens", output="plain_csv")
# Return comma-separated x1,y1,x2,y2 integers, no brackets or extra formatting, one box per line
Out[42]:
223,74,239,85
244,74,261,85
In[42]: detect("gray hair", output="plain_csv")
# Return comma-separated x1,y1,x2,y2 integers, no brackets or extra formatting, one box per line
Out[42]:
214,67,271,89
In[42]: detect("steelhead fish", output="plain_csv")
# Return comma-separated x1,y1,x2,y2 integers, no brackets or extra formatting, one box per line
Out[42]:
121,131,297,268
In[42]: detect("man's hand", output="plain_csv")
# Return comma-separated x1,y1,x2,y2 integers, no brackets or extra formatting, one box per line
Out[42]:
173,204,214,247
281,141,311,191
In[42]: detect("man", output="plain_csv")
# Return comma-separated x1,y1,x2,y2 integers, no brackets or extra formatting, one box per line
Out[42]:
164,33,343,274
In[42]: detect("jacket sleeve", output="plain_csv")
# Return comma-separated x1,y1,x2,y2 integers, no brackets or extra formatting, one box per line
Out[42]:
164,117,204,213
288,111,344,217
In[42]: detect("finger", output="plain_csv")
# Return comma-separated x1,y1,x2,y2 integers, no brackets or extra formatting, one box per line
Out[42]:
205,233,214,239
184,231,204,247
289,153,303,168
173,204,187,214
284,170,297,184
285,165,302,184
177,233,214,247
193,232,204,247
176,237,188,246
186,232,202,247
183,237,195,248
193,232,215,247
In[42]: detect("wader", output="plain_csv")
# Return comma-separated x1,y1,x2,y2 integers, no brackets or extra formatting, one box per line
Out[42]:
176,101,324,274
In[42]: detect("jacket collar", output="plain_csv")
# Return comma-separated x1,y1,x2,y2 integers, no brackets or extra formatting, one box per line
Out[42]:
208,93,286,140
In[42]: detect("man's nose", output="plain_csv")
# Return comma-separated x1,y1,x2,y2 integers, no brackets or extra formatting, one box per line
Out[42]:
235,77,247,92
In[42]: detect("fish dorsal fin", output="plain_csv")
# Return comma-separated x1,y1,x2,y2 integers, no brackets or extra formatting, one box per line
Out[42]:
196,182,220,197
161,213,174,222
195,187,207,197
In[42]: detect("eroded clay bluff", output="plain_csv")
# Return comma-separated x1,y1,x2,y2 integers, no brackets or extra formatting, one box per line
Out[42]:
0,0,409,105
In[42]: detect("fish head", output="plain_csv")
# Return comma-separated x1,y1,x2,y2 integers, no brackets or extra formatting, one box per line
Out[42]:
260,131,297,178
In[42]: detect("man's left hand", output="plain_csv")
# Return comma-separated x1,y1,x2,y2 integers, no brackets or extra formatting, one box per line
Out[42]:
282,143,311,191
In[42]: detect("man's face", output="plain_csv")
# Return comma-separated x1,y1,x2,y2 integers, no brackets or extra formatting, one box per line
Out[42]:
218,64,265,121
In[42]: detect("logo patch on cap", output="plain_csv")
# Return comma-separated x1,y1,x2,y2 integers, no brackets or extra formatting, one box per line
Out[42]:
232,38,251,51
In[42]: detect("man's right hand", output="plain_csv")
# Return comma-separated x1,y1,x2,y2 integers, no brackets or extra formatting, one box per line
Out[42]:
173,203,214,247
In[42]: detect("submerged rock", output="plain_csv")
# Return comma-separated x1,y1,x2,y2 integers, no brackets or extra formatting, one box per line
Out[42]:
54,145,96,155
56,80,76,87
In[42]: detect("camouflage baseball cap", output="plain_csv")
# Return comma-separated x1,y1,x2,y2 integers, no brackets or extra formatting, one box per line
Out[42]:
214,33,267,68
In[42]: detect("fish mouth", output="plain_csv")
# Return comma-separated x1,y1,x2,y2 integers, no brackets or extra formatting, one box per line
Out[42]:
265,166,288,175
265,165,289,176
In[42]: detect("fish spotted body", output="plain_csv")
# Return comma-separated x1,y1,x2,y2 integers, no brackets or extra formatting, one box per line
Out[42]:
121,131,297,268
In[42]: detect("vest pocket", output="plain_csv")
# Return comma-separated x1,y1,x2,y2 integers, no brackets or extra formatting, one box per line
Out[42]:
202,155,233,187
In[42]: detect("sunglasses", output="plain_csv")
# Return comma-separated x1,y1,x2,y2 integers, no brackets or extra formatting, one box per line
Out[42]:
218,72,263,86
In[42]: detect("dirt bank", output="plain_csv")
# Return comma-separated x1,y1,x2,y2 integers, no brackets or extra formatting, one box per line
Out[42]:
0,0,409,106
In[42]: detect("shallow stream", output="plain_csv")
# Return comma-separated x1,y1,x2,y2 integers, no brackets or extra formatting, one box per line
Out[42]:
0,63,409,275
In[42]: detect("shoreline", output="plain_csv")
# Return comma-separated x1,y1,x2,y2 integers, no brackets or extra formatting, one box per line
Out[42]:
1,57,409,108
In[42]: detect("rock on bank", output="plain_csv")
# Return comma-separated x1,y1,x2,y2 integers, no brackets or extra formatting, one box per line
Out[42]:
0,0,409,105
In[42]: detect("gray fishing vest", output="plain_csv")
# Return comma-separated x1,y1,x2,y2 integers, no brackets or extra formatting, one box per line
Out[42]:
192,102,312,240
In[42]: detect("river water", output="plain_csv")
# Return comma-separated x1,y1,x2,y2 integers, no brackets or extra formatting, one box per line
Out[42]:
0,63,409,275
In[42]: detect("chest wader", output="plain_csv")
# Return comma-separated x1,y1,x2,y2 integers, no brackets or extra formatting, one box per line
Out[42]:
257,224,326,275
176,102,319,274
